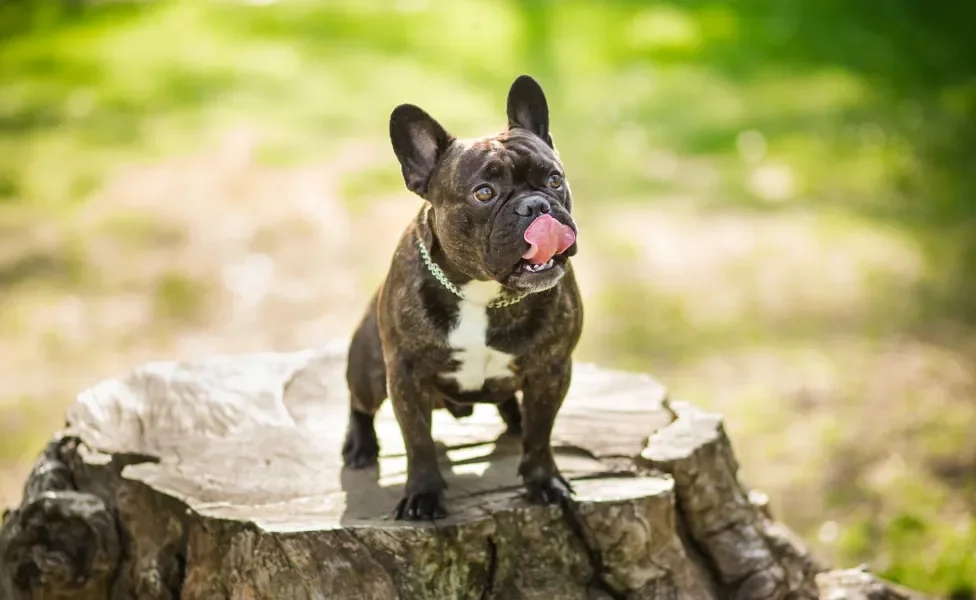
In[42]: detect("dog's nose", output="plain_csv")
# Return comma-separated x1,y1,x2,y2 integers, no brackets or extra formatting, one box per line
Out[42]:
514,196,551,218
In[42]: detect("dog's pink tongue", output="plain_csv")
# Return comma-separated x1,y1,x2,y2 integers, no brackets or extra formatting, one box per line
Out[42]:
522,214,576,265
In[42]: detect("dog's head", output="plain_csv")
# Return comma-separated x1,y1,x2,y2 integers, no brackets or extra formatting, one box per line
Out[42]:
390,75,578,294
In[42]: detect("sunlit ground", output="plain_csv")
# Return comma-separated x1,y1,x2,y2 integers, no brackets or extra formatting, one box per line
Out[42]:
1,1,975,594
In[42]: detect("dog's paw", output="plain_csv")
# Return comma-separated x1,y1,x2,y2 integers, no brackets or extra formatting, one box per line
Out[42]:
394,491,447,521
342,412,379,469
524,475,574,506
342,437,378,469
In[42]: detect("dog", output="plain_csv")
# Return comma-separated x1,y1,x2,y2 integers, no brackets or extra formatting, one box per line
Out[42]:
342,75,582,520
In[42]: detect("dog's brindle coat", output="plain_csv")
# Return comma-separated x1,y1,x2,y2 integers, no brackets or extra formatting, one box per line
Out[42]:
342,75,582,520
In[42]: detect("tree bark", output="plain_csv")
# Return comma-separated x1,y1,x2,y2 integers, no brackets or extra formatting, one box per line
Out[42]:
0,342,927,599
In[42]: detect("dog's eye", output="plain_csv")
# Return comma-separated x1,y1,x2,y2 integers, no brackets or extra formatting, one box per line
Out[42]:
473,186,494,202
547,173,563,189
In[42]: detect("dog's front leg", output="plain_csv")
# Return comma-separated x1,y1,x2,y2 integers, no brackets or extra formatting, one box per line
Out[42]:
518,357,574,505
388,355,447,520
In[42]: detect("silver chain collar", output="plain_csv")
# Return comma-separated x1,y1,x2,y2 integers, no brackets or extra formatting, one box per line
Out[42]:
414,231,527,309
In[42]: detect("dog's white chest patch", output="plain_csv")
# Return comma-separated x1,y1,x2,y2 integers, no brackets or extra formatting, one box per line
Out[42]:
444,281,514,392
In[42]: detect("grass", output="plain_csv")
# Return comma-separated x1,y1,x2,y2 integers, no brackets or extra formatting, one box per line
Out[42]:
1,0,975,595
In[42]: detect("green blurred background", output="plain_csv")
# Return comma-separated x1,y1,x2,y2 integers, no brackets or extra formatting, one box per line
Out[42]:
2,0,975,594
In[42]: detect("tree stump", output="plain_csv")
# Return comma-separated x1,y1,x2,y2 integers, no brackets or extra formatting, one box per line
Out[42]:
0,341,926,599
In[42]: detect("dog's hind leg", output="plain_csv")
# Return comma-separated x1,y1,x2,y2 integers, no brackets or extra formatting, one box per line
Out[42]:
343,296,387,469
497,395,522,436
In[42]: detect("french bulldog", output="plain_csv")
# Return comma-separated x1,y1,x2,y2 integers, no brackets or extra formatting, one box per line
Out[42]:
342,75,582,520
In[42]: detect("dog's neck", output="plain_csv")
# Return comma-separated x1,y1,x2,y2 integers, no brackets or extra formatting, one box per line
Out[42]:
415,204,526,309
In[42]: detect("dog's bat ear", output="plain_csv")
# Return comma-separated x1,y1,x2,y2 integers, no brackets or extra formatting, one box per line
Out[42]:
390,104,455,197
506,75,552,147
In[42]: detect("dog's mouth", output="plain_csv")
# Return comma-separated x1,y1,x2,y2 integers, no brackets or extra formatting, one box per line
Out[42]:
492,214,577,292
519,257,556,273
502,253,570,292
520,214,575,267
499,215,577,291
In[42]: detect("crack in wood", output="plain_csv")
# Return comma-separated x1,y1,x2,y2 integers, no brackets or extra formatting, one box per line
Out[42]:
479,536,498,600
559,499,626,600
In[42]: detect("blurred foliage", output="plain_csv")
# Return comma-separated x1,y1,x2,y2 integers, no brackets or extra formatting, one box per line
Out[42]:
1,0,975,595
